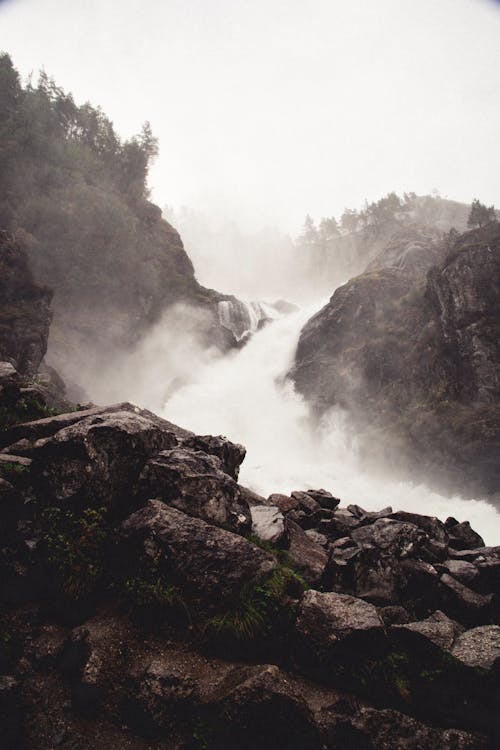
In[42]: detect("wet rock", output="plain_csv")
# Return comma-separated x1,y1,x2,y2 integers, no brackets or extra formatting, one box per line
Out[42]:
181,434,245,480
296,590,383,647
389,510,448,544
30,408,177,514
285,520,328,586
120,500,276,607
0,675,23,750
206,664,319,750
304,529,329,548
351,518,427,558
451,626,500,670
250,505,285,545
304,489,340,510
448,521,485,551
392,610,464,652
439,573,493,626
140,448,249,531
291,490,321,515
347,504,393,522
444,559,480,588
326,706,489,750
127,659,197,738
267,493,298,513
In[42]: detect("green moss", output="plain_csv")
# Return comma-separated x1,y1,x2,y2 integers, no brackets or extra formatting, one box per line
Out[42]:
0,396,62,431
41,506,109,599
204,565,306,644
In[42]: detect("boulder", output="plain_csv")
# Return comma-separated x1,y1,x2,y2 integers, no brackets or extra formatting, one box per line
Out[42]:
120,501,276,607
285,521,328,586
250,506,285,545
295,590,383,648
267,493,299,513
392,610,464,652
205,664,319,750
139,448,249,531
439,573,493,626
30,408,177,514
451,626,500,670
181,433,245,480
447,521,485,551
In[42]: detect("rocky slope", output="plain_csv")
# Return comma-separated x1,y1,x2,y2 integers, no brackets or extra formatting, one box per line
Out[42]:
1,365,499,749
292,222,500,501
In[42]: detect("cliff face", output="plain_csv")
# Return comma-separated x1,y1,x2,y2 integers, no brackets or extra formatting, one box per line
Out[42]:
0,231,52,375
292,222,500,500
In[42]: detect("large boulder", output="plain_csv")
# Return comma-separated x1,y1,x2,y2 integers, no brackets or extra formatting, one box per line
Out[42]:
30,408,177,513
451,626,500,670
119,500,276,607
139,448,249,531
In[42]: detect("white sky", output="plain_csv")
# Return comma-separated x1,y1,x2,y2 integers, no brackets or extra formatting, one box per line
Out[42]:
1,0,499,232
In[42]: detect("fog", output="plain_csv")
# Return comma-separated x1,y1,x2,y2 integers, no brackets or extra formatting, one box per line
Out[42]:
2,0,500,233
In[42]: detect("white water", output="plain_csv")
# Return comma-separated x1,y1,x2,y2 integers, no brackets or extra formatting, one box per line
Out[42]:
163,304,500,545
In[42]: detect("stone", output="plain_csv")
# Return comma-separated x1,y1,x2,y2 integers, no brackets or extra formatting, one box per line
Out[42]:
120,500,276,607
181,433,245,480
393,610,464,652
31,408,177,514
304,489,340,510
451,626,500,670
285,520,328,586
267,493,298,513
296,590,383,646
448,522,485,551
250,505,285,544
140,447,249,531
439,573,492,626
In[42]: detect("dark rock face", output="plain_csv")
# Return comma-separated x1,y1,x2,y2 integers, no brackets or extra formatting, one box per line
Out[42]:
292,222,500,500
0,231,52,375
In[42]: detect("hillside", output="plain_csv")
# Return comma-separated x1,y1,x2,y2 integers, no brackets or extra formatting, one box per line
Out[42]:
0,54,238,395
292,221,500,501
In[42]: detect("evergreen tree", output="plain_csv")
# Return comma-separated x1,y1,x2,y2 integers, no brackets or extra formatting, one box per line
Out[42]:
467,199,496,228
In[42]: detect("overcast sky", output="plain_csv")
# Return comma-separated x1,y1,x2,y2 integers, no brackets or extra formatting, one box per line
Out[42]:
1,0,499,232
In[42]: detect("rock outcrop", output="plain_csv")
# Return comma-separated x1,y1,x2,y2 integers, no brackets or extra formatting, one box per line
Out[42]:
1,399,499,749
292,222,500,500
0,231,52,375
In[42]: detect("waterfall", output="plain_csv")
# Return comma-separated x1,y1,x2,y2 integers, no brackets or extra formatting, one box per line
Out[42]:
217,299,281,341
163,303,500,544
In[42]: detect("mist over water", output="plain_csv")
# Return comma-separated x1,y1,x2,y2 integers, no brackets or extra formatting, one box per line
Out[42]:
163,302,500,546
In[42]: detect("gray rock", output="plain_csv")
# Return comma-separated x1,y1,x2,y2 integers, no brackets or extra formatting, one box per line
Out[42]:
120,500,276,606
140,447,249,531
250,505,285,544
31,408,177,513
181,433,245,480
451,625,500,670
296,590,383,645
393,610,464,652
286,520,328,586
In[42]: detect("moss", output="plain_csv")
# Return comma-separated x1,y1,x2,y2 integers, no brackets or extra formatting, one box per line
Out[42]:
0,395,62,431
41,506,109,600
204,565,306,644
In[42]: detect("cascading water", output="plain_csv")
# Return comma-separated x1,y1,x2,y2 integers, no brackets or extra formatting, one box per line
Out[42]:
163,303,500,544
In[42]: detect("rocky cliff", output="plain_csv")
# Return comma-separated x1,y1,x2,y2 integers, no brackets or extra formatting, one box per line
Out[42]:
0,374,499,749
0,231,52,376
292,222,500,501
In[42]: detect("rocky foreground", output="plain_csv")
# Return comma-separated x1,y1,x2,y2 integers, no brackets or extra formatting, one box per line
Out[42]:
1,363,499,749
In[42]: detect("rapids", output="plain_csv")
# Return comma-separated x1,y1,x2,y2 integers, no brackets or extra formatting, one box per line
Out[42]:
163,302,500,544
